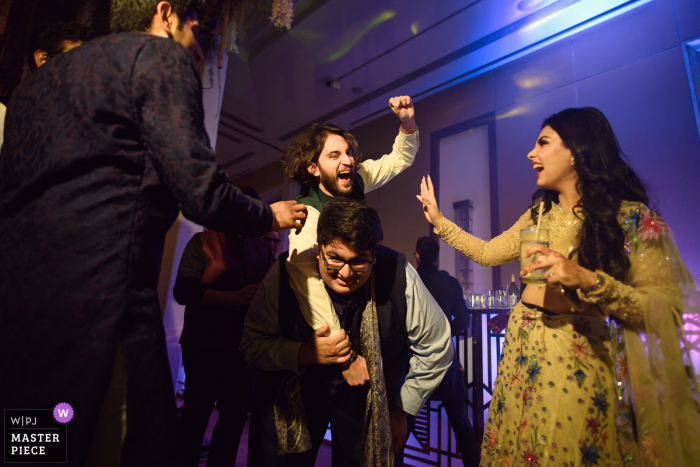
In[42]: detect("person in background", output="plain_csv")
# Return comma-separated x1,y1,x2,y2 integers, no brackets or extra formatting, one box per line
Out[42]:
174,186,270,467
417,107,700,465
241,199,454,467
261,230,281,260
413,236,479,466
0,1,306,465
27,21,94,71
0,22,92,151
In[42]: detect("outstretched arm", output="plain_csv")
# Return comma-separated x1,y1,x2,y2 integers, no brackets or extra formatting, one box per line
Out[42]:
134,40,306,236
417,175,524,266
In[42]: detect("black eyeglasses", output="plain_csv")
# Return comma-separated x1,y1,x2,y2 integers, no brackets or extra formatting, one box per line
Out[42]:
321,250,373,272
262,236,281,245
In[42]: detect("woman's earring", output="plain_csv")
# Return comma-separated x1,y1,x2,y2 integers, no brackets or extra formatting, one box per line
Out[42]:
570,158,575,167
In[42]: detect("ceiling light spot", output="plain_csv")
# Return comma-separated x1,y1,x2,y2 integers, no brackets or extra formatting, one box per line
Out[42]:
327,11,396,61
411,23,419,35
517,0,550,11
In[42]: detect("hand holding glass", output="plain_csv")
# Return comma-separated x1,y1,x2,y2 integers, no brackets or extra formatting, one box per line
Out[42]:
520,229,550,283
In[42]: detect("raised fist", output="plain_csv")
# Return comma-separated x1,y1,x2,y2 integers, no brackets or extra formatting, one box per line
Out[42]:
388,95,416,134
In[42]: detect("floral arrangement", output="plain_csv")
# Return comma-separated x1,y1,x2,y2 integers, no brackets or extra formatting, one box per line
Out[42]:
197,0,294,67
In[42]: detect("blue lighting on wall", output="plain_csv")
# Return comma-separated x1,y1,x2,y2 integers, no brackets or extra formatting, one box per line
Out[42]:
682,39,700,144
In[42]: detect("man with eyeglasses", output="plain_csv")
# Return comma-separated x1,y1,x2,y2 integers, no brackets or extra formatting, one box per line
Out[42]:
240,199,455,467
261,230,282,260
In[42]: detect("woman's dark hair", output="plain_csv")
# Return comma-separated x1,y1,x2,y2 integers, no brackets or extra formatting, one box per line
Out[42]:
317,199,382,254
27,22,94,71
531,107,648,281
282,123,362,188
110,0,203,33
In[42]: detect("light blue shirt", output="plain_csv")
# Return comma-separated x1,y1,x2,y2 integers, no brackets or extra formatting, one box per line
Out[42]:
240,260,454,416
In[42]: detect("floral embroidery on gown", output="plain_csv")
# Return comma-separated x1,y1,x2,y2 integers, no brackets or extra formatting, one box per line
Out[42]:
436,201,700,467
482,306,619,467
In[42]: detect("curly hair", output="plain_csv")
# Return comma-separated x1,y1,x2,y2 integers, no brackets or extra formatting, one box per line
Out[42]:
110,0,204,33
317,199,382,254
530,107,648,281
27,22,94,71
282,123,362,188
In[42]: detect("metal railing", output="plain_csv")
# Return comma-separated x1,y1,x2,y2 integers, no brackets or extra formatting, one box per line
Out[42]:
403,308,509,466
459,308,508,445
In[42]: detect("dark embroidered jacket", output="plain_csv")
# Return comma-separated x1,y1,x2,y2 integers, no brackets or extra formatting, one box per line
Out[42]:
0,33,271,466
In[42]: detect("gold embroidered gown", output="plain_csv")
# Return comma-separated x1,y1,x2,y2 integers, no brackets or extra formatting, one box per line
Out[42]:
435,201,700,467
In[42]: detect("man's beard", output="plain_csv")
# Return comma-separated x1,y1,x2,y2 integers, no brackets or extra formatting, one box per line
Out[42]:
319,165,354,197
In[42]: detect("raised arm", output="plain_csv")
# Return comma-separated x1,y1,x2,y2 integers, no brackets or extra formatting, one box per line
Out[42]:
358,96,419,193
417,175,525,266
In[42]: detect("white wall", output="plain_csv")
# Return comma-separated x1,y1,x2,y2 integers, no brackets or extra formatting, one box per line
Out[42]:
439,124,492,294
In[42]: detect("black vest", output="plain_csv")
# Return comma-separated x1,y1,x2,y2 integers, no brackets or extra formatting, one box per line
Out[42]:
278,245,410,401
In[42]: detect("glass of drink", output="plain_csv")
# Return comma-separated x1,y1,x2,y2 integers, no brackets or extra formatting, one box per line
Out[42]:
520,229,550,283
495,289,505,308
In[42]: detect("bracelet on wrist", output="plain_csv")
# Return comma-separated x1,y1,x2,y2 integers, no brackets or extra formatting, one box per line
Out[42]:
595,273,604,290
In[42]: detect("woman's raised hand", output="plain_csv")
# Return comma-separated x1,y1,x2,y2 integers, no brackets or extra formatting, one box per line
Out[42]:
416,175,443,230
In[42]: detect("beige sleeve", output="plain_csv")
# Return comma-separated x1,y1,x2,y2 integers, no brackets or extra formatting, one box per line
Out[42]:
579,206,682,328
357,129,419,193
434,210,530,266
286,207,342,335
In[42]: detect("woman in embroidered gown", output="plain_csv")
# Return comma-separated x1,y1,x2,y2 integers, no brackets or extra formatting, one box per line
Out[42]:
416,107,700,467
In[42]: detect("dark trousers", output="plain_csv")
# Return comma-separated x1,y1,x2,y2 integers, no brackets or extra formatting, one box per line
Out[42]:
406,398,479,467
178,345,257,467
248,367,372,467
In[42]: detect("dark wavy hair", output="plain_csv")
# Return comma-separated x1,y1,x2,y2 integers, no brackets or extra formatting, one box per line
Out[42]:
530,107,648,281
282,123,362,188
110,0,204,33
27,22,94,71
317,199,382,254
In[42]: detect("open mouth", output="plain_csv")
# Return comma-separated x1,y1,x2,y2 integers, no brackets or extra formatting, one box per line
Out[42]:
533,164,543,177
338,170,352,184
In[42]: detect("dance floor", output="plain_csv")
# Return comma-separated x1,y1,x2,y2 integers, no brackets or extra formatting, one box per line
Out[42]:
176,396,333,466
176,396,466,466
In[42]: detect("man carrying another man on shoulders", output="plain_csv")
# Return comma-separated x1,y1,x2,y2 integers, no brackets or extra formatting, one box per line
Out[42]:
241,199,455,466
282,96,418,339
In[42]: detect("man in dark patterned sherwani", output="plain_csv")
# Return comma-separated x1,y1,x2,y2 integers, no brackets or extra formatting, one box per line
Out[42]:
0,1,306,466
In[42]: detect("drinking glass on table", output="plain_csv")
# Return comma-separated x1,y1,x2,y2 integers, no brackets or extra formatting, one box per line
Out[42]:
496,289,507,308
